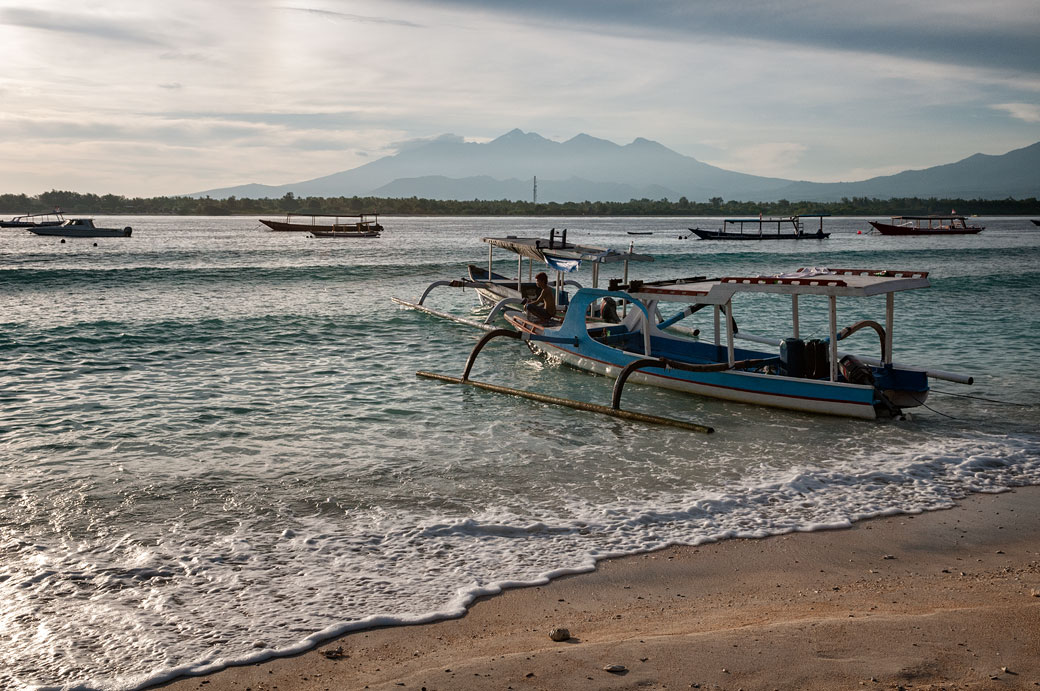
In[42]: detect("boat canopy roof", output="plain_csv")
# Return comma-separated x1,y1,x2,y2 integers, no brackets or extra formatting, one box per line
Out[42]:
13,211,64,220
723,214,829,223
286,212,378,219
890,215,966,221
625,267,930,305
481,236,654,265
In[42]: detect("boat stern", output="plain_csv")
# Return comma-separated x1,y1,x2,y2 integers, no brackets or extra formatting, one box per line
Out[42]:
873,365,929,410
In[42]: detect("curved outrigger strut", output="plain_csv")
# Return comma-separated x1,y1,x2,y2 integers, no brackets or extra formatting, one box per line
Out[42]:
416,329,714,433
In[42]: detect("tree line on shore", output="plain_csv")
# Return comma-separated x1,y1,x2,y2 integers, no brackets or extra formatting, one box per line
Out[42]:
2,190,1038,217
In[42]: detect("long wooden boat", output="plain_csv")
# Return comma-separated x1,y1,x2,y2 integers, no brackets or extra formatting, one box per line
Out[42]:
259,213,383,235
29,219,131,237
690,214,830,240
1,211,66,228
310,228,381,238
501,268,973,420
869,216,983,235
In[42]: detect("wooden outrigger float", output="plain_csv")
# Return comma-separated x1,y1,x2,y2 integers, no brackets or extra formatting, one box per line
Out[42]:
416,328,714,433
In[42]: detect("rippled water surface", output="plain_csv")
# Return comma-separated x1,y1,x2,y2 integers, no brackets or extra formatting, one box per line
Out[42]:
2,216,1039,690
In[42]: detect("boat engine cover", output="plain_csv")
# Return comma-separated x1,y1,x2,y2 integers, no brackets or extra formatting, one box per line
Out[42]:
779,338,805,378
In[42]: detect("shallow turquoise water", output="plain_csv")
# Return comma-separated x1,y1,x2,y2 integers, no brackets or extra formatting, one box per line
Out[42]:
1,216,1038,690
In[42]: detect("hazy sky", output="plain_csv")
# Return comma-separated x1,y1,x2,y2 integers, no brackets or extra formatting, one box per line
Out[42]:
1,0,1038,197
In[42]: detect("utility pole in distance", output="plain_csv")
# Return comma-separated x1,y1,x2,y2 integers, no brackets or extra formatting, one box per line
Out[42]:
533,176,537,204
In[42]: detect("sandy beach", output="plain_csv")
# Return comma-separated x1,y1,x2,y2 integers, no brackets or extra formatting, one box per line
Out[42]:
159,486,1040,691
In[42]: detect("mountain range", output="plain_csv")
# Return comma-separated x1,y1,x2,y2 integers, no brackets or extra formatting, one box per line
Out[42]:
192,129,1040,203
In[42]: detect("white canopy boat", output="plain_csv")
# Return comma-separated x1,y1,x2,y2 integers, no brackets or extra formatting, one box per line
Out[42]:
0,211,66,228
417,267,975,429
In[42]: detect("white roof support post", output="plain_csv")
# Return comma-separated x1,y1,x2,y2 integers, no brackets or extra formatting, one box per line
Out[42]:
829,295,838,382
517,254,522,295
726,300,735,367
885,292,894,366
642,309,652,357
792,294,800,339
487,244,493,279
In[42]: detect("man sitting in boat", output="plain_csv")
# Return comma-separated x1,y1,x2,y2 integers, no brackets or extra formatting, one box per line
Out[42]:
522,272,557,324
599,297,621,323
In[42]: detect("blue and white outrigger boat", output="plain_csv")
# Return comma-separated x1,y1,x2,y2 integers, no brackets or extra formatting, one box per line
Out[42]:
418,267,974,429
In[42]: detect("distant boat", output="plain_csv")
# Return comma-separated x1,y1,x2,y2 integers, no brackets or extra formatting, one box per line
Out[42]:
689,214,830,240
29,218,131,237
310,228,381,238
626,231,653,235
260,213,383,236
0,211,66,228
869,215,983,236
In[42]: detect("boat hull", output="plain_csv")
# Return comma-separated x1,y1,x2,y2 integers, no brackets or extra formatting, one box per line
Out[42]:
260,219,383,233
310,229,380,238
690,228,829,240
869,221,983,235
29,226,131,237
531,336,880,419
1,220,64,228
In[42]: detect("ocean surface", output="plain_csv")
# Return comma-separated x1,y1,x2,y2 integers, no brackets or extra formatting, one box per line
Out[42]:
2,215,1038,690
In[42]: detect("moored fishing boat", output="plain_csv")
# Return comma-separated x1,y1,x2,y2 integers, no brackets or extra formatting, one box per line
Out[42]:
0,211,66,228
260,213,383,236
29,218,132,237
392,228,654,330
869,215,983,235
446,267,972,422
690,214,830,240
310,227,381,238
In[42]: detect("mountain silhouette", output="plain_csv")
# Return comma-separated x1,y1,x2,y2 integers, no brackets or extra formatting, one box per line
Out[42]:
191,130,1040,202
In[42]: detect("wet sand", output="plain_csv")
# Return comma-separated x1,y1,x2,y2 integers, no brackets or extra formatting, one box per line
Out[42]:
159,486,1040,691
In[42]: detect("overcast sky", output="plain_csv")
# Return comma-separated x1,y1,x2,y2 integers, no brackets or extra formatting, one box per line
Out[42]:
1,0,1038,197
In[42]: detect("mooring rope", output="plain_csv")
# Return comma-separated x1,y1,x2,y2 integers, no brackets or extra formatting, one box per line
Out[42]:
929,389,1028,406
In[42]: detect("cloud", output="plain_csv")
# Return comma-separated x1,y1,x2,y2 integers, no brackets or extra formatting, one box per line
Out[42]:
991,102,1040,123
704,142,809,179
399,0,1040,75
276,6,423,28
0,7,164,46
391,133,466,152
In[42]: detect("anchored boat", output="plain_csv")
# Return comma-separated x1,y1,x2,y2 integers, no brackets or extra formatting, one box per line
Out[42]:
0,211,66,228
690,214,830,240
259,213,383,237
869,215,983,235
486,267,973,421
392,228,654,330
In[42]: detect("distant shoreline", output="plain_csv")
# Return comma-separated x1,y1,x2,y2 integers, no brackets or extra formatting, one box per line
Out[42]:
3,191,1039,218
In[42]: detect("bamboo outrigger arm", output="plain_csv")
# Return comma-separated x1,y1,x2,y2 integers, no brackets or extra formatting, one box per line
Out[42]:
611,356,777,410
416,329,714,433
